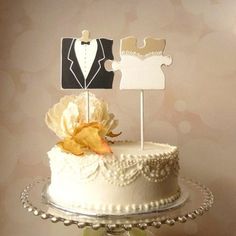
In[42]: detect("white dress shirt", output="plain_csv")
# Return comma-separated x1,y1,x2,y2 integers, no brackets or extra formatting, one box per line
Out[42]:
74,39,98,79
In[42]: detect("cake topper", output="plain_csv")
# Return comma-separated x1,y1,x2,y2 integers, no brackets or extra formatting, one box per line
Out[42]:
112,36,172,149
61,30,114,89
61,30,115,122
113,36,172,90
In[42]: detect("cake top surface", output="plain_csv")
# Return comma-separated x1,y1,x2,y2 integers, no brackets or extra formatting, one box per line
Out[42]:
49,141,177,161
110,141,177,158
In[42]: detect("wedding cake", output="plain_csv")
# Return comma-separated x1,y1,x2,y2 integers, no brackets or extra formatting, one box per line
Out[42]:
44,32,182,215
45,92,180,215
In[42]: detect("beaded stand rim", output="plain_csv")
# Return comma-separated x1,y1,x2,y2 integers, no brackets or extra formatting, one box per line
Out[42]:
20,177,214,231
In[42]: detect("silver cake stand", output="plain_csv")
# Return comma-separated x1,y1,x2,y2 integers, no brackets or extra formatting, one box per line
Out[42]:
20,177,213,236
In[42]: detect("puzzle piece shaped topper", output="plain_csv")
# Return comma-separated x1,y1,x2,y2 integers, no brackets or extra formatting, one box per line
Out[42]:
61,30,114,89
112,36,172,90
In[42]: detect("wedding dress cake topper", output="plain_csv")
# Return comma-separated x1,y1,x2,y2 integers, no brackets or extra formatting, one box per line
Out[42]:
111,36,172,149
112,36,172,90
61,30,114,89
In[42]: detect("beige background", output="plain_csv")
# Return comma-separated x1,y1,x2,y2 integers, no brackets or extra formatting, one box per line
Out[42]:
0,0,236,235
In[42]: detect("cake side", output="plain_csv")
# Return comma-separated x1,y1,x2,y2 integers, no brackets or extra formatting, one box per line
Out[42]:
47,141,180,214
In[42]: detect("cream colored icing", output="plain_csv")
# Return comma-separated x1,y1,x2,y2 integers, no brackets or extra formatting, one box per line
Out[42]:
47,141,180,214
110,141,177,156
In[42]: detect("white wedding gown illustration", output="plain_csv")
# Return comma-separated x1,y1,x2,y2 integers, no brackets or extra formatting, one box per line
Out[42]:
112,36,172,90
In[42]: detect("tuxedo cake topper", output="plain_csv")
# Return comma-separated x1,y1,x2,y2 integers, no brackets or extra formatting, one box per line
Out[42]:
61,30,114,89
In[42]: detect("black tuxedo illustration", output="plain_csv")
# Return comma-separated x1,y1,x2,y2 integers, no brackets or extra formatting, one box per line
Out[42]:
61,38,114,89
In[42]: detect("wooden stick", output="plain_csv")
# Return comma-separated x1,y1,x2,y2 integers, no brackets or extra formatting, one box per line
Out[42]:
86,90,90,122
140,90,144,150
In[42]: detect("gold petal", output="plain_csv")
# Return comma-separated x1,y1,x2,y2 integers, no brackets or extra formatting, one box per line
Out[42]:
106,131,122,138
58,138,84,156
74,122,112,155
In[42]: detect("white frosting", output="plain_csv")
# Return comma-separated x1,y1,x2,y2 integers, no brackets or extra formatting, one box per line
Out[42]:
47,141,180,214
110,141,177,157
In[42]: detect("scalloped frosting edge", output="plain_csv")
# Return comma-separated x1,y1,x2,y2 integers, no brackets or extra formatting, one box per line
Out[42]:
48,142,180,186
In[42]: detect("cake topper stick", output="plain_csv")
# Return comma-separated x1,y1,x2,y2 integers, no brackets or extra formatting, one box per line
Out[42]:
81,30,91,122
140,90,144,150
85,89,90,122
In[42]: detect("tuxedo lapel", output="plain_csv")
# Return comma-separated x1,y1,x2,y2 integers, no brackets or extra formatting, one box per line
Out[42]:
86,39,105,88
67,39,85,88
